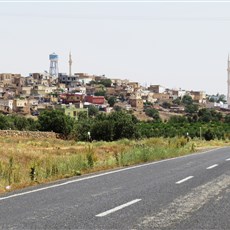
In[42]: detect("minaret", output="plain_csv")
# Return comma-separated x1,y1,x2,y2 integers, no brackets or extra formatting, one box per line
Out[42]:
69,52,72,76
227,54,230,107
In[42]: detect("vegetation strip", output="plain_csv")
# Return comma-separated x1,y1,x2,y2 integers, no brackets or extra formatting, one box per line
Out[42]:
0,134,228,194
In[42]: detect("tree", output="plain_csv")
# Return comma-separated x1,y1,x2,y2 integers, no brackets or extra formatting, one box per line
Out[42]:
198,108,223,122
145,108,161,121
94,91,106,96
224,114,230,123
108,96,116,107
172,98,181,105
162,102,171,109
203,129,215,141
0,114,11,130
77,111,88,120
100,79,112,87
38,110,74,137
88,105,99,117
113,105,123,111
108,111,138,140
182,95,193,105
185,104,198,114
91,120,114,141
74,118,93,141
13,116,31,131
168,115,187,123
217,94,226,103
198,108,212,122
209,97,215,103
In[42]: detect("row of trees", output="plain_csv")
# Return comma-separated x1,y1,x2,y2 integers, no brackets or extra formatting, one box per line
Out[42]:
0,106,229,141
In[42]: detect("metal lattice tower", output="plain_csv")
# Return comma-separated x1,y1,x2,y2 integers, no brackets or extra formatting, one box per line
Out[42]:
49,53,59,77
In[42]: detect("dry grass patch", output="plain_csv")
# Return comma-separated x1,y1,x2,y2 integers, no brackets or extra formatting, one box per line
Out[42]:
0,136,229,194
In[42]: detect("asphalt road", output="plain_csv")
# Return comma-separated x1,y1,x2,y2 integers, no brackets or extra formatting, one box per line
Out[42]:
0,147,230,229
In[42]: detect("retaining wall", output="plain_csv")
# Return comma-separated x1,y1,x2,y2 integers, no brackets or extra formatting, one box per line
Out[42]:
0,130,59,139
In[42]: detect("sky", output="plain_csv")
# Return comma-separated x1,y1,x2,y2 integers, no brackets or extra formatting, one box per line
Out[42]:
1,1,230,95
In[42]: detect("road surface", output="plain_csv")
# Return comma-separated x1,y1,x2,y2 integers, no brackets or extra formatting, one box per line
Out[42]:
0,147,230,229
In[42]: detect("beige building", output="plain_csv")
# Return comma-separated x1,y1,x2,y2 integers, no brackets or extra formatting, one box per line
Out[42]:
0,73,22,85
13,98,30,113
152,93,170,101
21,86,33,96
129,93,143,109
127,82,140,91
190,91,206,104
0,99,13,113
31,85,57,96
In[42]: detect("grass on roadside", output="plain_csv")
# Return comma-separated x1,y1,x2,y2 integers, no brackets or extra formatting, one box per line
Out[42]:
0,136,229,194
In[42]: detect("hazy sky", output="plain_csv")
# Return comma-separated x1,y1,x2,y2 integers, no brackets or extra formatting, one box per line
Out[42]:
1,1,230,95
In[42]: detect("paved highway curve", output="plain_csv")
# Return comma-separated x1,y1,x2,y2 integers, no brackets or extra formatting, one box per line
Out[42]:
0,147,230,229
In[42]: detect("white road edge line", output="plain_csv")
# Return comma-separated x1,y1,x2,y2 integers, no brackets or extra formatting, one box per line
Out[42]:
226,158,230,161
96,199,141,217
206,164,218,169
176,176,194,184
0,147,225,201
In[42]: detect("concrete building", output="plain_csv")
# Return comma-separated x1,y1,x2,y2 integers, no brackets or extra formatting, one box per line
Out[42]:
149,85,166,94
58,73,79,86
74,73,95,84
55,104,88,120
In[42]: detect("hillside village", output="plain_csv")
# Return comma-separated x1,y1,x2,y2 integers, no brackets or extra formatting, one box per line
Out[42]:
0,50,229,122
0,70,228,121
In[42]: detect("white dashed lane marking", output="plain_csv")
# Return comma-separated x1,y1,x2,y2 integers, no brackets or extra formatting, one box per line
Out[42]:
96,199,141,217
226,158,230,161
176,176,194,184
206,164,218,170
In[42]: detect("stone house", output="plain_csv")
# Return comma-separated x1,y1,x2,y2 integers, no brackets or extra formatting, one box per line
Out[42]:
20,86,33,96
129,93,143,109
152,93,170,101
26,72,52,86
0,73,22,86
127,82,140,91
13,98,30,114
190,91,206,104
0,99,13,113
31,85,56,97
